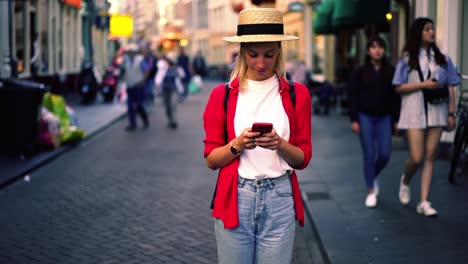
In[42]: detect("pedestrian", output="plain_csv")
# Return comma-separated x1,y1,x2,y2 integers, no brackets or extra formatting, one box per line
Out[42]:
392,17,459,216
141,43,157,104
347,36,400,208
120,43,150,131
318,80,333,115
155,51,185,129
290,60,307,85
192,50,207,79
202,8,312,264
177,47,192,102
30,33,40,76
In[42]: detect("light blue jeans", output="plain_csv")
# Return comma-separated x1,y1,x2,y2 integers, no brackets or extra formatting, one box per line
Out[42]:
215,173,296,264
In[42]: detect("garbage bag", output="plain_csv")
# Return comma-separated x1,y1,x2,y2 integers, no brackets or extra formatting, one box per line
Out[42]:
66,105,79,127
188,78,201,94
42,92,86,144
39,108,61,149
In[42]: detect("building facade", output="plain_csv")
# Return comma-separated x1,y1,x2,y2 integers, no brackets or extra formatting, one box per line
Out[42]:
0,0,112,92
208,0,244,66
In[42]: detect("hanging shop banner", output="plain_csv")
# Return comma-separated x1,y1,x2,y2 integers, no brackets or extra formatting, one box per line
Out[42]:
110,15,133,37
62,0,81,8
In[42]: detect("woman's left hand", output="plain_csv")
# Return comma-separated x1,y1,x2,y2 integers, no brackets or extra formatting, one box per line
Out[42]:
254,128,283,151
393,123,399,135
447,116,456,131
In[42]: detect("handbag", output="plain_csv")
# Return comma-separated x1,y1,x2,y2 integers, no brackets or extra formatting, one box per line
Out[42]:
416,64,449,104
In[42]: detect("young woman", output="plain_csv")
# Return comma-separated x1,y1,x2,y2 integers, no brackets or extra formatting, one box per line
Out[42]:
348,36,399,208
202,8,312,264
393,17,459,216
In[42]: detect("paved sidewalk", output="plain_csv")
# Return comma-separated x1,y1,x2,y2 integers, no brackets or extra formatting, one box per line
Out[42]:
0,95,127,187
300,113,468,264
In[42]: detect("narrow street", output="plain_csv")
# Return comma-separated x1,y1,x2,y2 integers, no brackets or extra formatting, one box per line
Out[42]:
0,80,316,263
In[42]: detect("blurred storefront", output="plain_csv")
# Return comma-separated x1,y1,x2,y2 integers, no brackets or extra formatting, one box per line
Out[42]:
312,0,468,81
313,0,393,82
158,21,187,53
0,0,113,95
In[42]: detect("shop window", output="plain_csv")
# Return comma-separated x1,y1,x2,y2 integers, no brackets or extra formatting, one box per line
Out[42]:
39,0,49,73
58,4,64,71
14,2,27,74
30,0,39,76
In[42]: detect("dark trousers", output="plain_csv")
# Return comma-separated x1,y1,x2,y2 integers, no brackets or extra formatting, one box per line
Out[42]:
182,80,189,98
358,113,392,189
127,86,148,127
162,88,176,125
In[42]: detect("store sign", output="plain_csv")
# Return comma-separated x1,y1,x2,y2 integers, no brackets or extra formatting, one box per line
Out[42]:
62,0,81,8
95,14,110,29
110,15,133,37
288,1,305,12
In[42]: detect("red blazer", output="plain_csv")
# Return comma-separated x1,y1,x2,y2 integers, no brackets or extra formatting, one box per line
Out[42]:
203,76,312,229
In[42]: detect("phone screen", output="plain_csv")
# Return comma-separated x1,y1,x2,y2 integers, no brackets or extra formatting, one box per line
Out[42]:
251,122,273,135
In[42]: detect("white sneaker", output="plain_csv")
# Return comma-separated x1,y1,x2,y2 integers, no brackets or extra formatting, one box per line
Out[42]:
399,175,410,205
365,193,377,208
373,179,379,196
417,201,438,217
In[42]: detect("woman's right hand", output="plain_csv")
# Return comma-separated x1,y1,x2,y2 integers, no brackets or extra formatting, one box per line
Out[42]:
233,128,261,151
421,79,441,89
351,122,360,134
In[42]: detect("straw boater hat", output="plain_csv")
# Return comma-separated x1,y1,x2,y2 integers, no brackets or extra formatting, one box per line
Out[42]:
223,8,299,43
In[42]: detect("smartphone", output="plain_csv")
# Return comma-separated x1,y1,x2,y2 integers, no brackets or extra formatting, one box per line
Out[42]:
251,122,273,135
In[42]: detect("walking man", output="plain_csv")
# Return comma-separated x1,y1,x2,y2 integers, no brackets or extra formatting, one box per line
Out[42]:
121,43,150,131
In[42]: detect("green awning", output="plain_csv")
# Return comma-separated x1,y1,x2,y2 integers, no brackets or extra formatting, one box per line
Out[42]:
332,0,390,29
313,0,390,34
313,0,335,34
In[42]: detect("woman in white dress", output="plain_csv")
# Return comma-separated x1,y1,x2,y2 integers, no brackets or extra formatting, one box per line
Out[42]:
392,17,460,216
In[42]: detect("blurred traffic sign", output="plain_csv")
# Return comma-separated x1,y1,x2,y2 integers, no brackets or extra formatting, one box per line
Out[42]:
110,15,133,38
288,1,305,12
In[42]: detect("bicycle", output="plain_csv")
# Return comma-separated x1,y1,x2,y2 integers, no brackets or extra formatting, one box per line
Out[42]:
448,73,468,184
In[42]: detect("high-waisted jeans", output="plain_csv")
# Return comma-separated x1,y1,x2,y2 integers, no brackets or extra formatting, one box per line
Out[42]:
358,112,392,189
215,172,295,264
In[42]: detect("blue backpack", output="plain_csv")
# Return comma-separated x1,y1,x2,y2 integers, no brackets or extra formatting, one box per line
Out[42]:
163,66,178,91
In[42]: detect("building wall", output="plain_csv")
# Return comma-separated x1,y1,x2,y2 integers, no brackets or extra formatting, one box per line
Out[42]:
0,1,13,78
189,0,209,61
461,1,468,77
208,0,240,65
282,12,304,62
7,0,85,78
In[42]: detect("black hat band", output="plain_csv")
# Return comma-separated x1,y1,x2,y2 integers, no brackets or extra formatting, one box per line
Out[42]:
237,24,284,36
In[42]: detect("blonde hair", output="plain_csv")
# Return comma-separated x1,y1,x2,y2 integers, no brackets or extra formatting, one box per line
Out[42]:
229,42,286,90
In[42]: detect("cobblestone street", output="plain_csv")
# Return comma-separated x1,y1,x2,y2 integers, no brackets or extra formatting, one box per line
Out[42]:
0,81,315,263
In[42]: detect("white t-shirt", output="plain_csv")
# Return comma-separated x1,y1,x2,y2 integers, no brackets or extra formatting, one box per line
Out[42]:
234,75,292,179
